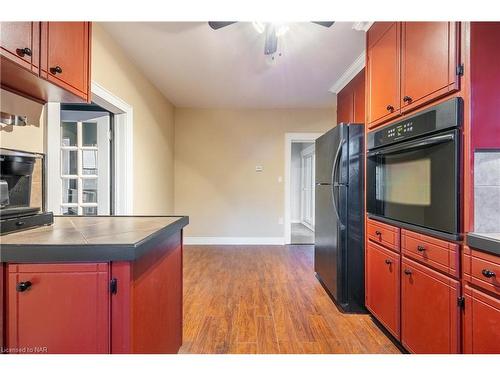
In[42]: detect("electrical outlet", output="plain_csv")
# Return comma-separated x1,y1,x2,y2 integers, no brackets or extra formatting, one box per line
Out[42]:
278,217,283,225
277,176,282,183
255,165,263,172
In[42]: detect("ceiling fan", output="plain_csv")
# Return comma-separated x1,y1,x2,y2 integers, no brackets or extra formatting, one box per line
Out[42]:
208,22,335,55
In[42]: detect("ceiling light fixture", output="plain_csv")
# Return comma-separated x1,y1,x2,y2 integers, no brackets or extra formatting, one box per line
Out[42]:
252,22,289,37
252,21,266,34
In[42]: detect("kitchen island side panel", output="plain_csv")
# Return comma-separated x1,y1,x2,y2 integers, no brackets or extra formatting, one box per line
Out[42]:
111,230,183,354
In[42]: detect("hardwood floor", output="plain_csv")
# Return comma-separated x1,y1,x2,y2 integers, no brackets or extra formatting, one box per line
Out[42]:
179,244,401,354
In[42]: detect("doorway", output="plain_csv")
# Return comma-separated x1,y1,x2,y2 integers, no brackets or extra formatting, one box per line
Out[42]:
46,82,134,215
290,142,315,244
53,105,112,216
284,132,323,245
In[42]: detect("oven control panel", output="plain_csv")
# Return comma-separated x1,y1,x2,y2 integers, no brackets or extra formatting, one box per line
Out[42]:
367,97,462,150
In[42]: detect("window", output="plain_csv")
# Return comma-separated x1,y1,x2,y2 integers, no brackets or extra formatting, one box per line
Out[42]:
57,110,111,216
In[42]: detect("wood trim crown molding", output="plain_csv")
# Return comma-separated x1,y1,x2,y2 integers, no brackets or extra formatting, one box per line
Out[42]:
329,52,366,94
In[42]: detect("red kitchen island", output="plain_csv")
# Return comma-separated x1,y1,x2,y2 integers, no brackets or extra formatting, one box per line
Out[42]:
0,216,188,354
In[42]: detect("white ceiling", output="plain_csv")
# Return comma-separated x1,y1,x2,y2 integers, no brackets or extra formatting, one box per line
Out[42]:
101,22,365,108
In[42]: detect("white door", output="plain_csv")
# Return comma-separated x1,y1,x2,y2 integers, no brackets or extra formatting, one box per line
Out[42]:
300,144,315,230
48,110,110,215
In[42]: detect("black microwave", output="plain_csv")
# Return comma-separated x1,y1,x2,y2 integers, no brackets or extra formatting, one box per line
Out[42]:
366,98,462,240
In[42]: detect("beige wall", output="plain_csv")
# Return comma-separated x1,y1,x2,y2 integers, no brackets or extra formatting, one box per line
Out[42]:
174,108,335,238
0,89,45,153
92,24,176,214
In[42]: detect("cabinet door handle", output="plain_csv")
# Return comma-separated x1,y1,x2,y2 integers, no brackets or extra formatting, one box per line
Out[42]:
482,269,496,278
16,47,32,57
385,259,392,265
16,281,32,292
403,95,412,103
50,66,63,75
404,269,412,275
417,245,426,252
386,105,394,112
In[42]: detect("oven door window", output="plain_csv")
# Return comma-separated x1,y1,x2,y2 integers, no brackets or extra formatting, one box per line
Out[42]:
368,130,458,234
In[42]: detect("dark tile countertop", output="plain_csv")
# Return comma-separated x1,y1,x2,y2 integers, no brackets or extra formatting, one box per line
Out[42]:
466,232,500,257
0,215,189,262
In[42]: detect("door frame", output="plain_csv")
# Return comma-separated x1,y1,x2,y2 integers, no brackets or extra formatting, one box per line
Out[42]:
284,132,323,244
300,143,315,230
45,81,134,215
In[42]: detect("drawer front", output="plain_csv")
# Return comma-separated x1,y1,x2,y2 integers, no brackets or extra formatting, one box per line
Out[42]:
470,252,500,295
367,218,400,252
402,229,459,277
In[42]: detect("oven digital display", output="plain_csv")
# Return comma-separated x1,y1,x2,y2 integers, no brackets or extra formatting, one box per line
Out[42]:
372,111,437,148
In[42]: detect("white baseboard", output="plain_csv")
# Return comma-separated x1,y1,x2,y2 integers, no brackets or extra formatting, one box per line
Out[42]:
184,237,285,245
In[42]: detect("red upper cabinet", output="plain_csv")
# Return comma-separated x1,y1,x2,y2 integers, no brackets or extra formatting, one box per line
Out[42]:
41,22,91,100
352,69,365,123
401,22,459,112
336,86,354,124
401,257,460,353
366,22,401,128
365,242,401,339
336,69,365,124
7,263,110,354
0,22,40,74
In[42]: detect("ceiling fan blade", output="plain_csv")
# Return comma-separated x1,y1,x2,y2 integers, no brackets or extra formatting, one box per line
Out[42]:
208,21,237,30
311,21,335,28
264,24,278,55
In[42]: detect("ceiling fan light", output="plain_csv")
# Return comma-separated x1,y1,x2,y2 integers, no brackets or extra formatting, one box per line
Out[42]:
275,23,289,37
252,21,266,34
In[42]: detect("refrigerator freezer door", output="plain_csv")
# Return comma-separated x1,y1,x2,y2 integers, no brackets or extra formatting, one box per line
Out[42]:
315,125,343,184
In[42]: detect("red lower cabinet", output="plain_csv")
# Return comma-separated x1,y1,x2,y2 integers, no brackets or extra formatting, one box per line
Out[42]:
401,257,460,353
463,285,500,353
6,263,110,354
366,242,401,339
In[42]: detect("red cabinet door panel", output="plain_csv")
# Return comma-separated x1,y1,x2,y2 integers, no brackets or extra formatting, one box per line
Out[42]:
401,257,460,353
337,86,353,124
367,22,401,128
352,68,365,123
43,22,89,96
7,263,110,354
463,285,500,354
366,242,401,339
0,22,40,72
401,22,459,111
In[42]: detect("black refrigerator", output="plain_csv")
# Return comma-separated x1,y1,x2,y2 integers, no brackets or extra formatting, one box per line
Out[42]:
314,123,365,313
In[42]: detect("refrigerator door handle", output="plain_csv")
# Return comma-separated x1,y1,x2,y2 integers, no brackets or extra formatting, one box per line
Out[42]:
331,185,345,230
331,138,346,186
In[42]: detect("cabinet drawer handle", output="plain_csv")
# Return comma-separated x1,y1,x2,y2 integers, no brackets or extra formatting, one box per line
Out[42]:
403,96,412,103
482,269,496,278
404,269,412,275
386,105,394,112
50,66,63,75
385,259,392,265
417,245,426,252
16,281,32,292
375,230,381,236
16,47,32,57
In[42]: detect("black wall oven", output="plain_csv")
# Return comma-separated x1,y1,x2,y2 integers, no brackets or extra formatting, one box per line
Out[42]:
367,98,462,240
